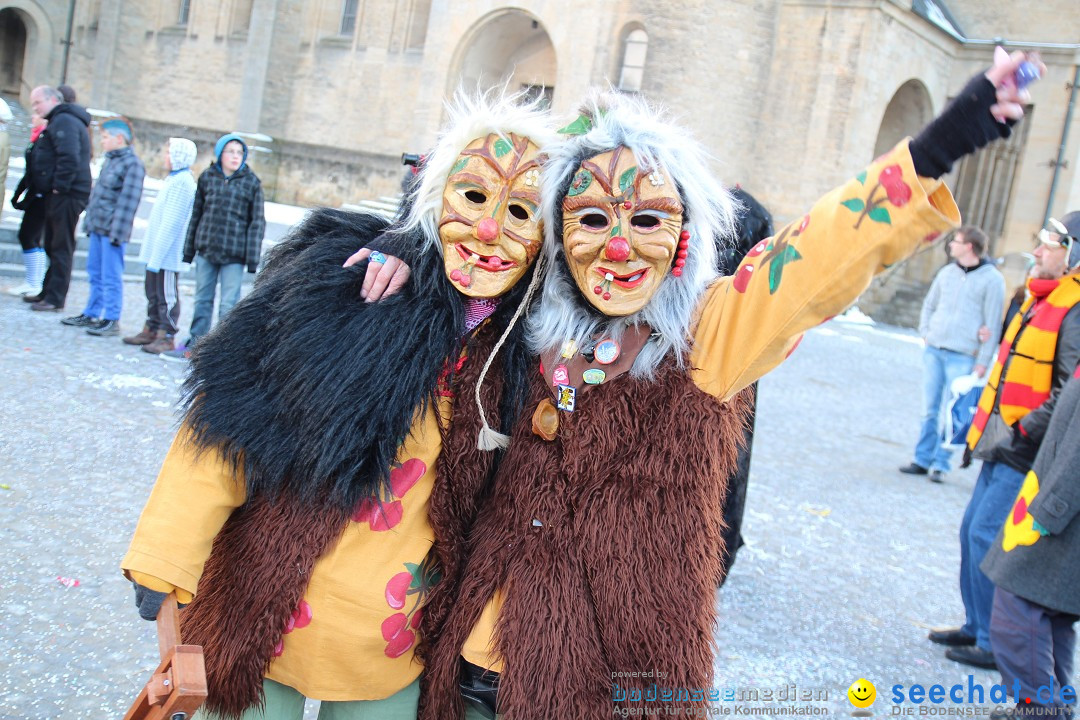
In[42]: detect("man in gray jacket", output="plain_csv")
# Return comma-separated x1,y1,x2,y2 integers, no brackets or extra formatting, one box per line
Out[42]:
900,225,1005,483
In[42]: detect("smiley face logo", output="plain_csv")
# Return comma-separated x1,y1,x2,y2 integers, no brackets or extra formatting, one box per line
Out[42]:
848,678,876,709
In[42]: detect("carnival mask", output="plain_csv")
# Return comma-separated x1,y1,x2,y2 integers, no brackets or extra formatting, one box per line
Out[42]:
439,133,544,298
562,147,683,316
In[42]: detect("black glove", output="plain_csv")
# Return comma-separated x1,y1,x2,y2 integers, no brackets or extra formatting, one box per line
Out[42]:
910,74,1013,180
11,196,25,211
960,445,973,469
247,263,258,274
183,253,195,264
132,581,169,621
1012,423,1036,453
110,237,121,247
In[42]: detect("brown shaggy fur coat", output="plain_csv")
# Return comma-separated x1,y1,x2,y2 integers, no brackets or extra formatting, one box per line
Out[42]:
420,361,752,719
179,323,506,719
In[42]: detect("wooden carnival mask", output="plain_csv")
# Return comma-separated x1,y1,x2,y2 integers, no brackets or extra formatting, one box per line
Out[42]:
562,147,683,316
439,133,544,298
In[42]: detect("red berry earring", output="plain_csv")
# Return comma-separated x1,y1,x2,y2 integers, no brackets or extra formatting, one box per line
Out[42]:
672,230,689,277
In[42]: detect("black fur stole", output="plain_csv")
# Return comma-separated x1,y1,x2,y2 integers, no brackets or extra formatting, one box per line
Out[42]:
179,208,533,512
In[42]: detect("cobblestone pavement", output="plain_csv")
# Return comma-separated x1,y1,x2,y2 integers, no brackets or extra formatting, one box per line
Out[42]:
1,275,1074,718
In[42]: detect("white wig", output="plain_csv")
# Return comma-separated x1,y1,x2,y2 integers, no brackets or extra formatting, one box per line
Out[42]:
399,88,557,253
527,90,738,376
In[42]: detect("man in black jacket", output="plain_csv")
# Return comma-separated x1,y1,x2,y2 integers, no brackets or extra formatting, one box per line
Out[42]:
930,212,1080,671
24,85,92,312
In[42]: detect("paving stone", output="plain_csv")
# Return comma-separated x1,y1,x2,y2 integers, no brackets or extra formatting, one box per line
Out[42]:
1,280,1074,717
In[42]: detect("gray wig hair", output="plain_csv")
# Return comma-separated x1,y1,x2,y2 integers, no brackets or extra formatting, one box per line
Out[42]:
527,91,738,377
398,88,557,254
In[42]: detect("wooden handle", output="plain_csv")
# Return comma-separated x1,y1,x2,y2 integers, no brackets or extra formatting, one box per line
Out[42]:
125,593,207,720
156,591,181,662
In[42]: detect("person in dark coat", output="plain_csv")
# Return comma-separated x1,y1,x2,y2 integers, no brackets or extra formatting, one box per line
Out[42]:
931,211,1080,671
982,364,1080,719
717,186,774,583
24,85,92,312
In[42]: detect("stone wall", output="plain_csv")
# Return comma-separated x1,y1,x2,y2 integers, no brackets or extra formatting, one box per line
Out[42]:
10,0,1078,328
128,117,404,206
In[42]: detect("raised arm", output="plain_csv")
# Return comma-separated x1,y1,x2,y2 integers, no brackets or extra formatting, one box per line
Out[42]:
689,50,1039,400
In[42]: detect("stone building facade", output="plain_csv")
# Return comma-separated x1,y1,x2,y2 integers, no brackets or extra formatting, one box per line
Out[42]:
2,0,1078,323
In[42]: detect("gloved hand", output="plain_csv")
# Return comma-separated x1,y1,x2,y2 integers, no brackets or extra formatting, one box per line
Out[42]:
183,253,195,264
909,74,1009,179
110,237,122,247
247,263,258,274
960,446,973,469
133,581,169,621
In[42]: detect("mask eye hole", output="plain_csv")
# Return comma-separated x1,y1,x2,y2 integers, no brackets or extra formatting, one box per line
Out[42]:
630,214,661,229
579,213,609,229
508,203,530,221
464,190,487,204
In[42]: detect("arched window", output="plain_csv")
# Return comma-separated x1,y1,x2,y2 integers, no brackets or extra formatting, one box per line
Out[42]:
178,0,192,25
231,0,253,34
618,28,648,92
340,0,360,36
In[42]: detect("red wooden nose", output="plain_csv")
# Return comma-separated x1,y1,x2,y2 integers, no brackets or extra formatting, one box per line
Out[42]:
475,218,499,242
605,236,630,262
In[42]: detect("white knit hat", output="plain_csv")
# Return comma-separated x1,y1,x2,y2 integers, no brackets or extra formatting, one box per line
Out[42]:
168,138,197,171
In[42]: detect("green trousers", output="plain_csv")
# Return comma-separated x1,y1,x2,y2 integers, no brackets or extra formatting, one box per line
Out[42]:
195,677,420,720
464,704,499,720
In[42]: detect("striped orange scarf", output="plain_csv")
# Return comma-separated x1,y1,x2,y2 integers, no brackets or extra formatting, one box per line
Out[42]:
968,274,1080,449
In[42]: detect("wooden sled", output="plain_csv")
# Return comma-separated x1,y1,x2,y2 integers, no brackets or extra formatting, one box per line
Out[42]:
124,592,208,720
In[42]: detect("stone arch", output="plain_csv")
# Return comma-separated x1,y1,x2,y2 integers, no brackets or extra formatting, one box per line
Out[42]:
859,79,939,327
873,79,934,158
447,8,557,108
0,8,27,93
0,1,54,102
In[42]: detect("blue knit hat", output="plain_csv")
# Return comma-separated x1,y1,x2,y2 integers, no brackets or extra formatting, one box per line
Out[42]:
214,133,248,169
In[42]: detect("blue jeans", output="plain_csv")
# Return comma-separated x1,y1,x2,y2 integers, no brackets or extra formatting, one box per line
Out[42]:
914,345,976,472
959,460,1026,651
188,257,243,345
82,232,126,320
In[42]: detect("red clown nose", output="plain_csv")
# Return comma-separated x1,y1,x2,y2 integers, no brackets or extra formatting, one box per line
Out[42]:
475,217,499,242
605,236,631,262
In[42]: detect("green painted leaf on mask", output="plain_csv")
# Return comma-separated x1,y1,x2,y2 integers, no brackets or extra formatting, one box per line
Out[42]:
619,166,638,195
567,169,593,197
557,114,593,136
856,170,867,185
449,157,468,176
493,138,513,158
841,198,865,213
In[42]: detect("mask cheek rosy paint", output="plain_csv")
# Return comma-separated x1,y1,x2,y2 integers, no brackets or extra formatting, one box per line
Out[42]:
438,133,544,298
562,146,683,317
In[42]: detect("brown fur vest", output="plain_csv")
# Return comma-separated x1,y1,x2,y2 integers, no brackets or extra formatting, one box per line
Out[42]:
180,322,506,719
420,362,752,720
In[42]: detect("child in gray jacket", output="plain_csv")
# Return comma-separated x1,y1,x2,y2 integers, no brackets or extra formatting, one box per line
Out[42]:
123,138,198,354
